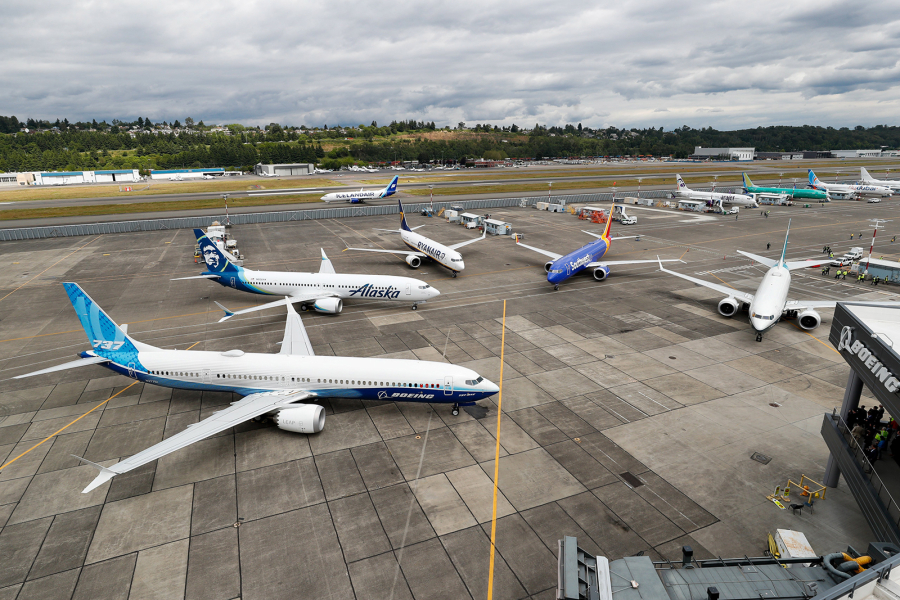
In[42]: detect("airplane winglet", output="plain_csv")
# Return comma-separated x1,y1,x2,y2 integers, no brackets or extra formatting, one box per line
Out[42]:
214,301,235,322
72,455,118,493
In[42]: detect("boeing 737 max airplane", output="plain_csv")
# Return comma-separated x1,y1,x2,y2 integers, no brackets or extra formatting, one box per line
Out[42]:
15,283,499,493
808,169,892,198
515,204,682,289
321,175,398,203
176,229,439,320
345,199,485,277
859,168,900,193
657,221,899,341
675,175,759,207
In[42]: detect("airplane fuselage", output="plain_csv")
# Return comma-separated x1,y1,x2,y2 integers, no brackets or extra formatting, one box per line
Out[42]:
206,267,438,304
861,177,900,192
677,188,758,207
811,182,892,198
747,265,791,334
89,349,499,405
400,229,465,273
547,238,609,285
745,185,827,200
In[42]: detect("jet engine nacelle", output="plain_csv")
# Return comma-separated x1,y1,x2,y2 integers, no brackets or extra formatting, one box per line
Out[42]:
592,266,610,281
544,261,554,273
313,298,343,314
798,309,821,330
275,404,326,434
718,297,740,317
406,255,422,268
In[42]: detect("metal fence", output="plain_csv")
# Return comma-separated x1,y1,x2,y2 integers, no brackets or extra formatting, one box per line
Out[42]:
0,187,739,241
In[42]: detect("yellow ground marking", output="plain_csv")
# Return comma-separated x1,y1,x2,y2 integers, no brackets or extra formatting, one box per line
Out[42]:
186,341,201,350
0,236,99,304
0,380,139,472
487,299,507,600
787,321,840,355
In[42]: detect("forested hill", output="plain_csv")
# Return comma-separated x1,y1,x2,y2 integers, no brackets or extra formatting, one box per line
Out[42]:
0,115,898,173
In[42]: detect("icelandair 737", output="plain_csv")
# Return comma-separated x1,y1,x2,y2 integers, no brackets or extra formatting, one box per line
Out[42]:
321,175,398,203
15,283,499,493
176,229,439,321
514,203,682,289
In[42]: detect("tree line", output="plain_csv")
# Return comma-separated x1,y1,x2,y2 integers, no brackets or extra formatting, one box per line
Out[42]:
1,115,899,173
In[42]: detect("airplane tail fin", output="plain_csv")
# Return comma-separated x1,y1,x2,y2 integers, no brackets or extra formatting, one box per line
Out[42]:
63,283,143,358
603,203,614,239
194,229,241,274
383,175,399,197
808,169,820,187
861,167,872,181
398,199,412,231
675,174,688,191
742,172,754,189
780,219,791,265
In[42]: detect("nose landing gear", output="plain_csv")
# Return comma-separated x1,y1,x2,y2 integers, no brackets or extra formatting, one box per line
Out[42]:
412,303,418,310
554,284,560,291
756,332,763,342
451,272,458,278
451,403,460,416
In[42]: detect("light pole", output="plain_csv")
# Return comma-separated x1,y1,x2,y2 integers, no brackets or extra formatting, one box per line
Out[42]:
864,218,891,277
638,178,643,195
223,194,231,226
779,172,784,186
428,185,434,213
712,175,718,191
548,182,552,202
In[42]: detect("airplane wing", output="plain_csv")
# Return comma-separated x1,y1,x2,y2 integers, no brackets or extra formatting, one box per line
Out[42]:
344,247,425,257
514,239,563,261
76,389,317,493
786,299,900,310
281,301,315,356
590,259,682,267
658,258,754,303
319,249,336,274
447,230,486,251
171,274,221,281
214,290,337,322
13,355,109,379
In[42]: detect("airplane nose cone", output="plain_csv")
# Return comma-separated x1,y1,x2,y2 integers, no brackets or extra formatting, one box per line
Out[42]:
483,379,500,394
456,261,465,272
430,288,441,298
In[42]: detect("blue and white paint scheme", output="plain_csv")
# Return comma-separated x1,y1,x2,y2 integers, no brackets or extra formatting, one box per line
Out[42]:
515,205,682,289
808,169,892,199
321,175,399,203
15,283,499,493
658,219,899,341
345,199,485,277
176,229,439,321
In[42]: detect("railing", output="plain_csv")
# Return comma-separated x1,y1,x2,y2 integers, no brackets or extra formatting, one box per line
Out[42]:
825,411,900,531
810,546,900,600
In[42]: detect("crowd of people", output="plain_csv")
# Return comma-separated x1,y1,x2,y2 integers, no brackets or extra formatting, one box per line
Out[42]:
848,404,898,466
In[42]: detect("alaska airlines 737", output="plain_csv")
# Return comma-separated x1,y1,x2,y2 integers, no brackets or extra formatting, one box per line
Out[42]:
514,204,683,289
345,199,485,277
15,283,499,493
321,175,399,203
176,229,439,320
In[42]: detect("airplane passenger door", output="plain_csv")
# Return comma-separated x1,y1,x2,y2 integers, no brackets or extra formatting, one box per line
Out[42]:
202,369,210,384
406,284,411,296
443,376,453,396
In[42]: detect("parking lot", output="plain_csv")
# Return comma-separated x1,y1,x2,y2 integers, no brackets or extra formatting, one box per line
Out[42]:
0,200,895,600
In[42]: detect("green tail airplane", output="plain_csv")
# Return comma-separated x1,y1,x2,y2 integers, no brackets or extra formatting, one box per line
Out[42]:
741,173,828,200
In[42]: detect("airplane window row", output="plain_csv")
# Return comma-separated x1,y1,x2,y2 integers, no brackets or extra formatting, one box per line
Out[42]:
150,371,444,390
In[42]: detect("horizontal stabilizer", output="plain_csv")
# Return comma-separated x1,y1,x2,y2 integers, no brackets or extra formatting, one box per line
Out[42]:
784,259,828,270
14,356,109,379
736,250,776,268
72,455,119,493
171,274,221,281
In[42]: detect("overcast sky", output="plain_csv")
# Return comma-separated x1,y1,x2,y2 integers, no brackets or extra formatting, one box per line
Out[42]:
3,0,899,130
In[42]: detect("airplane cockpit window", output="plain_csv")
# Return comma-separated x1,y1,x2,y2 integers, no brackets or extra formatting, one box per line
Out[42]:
465,376,484,385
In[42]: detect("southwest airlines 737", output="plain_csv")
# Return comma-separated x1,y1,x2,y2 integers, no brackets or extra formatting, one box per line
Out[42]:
175,229,439,320
514,205,683,290
321,175,398,203
657,220,899,341
15,283,499,493
345,199,485,277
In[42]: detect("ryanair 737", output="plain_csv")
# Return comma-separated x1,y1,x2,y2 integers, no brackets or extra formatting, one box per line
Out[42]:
175,229,439,320
321,175,399,203
514,205,682,289
14,283,498,493
345,199,485,277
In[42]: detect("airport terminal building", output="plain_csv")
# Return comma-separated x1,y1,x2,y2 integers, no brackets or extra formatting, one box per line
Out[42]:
690,146,755,161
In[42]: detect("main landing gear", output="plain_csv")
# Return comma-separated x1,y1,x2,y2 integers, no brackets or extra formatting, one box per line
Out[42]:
756,332,763,342
451,403,460,416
